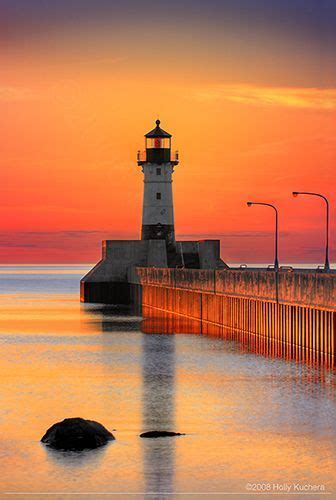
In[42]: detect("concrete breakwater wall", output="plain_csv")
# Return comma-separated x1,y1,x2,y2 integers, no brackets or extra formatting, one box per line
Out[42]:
132,268,336,365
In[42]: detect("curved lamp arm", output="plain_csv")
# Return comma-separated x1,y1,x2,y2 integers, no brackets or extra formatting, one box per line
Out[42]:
292,191,329,271
246,201,279,271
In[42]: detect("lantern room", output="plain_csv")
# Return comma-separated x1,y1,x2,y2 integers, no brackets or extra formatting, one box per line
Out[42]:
137,120,179,165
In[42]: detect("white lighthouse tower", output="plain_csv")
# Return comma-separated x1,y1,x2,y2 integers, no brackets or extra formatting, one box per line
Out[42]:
137,120,179,248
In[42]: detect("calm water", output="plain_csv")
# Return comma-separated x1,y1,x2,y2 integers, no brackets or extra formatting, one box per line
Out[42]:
0,265,335,498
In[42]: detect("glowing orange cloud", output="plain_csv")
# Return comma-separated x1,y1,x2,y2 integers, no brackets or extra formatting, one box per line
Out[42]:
193,85,336,110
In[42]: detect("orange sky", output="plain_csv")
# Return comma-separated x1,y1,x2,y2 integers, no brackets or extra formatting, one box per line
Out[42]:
1,1,335,263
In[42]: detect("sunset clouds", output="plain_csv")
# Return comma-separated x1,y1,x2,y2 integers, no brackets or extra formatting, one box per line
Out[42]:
0,1,335,263
194,85,336,110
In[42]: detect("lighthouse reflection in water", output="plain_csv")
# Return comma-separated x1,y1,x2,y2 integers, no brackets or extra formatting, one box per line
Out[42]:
103,307,177,494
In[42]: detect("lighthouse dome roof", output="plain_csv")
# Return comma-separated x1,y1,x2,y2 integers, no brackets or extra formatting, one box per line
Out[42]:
145,119,172,138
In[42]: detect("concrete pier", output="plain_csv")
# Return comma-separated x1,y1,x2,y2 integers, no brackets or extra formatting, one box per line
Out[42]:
131,268,336,366
81,239,227,303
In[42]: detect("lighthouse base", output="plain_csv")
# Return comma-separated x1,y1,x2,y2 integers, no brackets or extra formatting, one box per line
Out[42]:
81,239,228,304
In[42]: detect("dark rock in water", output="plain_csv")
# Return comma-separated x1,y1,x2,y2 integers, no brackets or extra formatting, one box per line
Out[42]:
41,418,115,450
140,431,185,438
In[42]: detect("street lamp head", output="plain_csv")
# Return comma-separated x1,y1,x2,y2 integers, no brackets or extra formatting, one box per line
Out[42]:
292,191,299,197
246,201,253,207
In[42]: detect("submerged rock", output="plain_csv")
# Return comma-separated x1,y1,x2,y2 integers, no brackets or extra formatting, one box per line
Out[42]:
140,431,185,438
41,417,115,450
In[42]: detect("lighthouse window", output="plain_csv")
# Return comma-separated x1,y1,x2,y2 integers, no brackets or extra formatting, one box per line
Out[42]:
156,192,161,200
156,168,161,175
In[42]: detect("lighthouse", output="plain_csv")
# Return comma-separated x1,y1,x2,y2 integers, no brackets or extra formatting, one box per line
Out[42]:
81,119,227,304
137,120,179,248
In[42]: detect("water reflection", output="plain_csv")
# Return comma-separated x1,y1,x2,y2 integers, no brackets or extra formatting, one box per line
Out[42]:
141,330,176,496
44,443,108,469
83,303,177,495
142,306,335,369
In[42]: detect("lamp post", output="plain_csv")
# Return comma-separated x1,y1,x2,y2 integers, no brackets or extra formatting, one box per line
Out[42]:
292,191,330,271
247,201,279,271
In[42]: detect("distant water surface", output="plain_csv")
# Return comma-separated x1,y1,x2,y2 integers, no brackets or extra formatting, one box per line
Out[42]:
0,264,335,497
